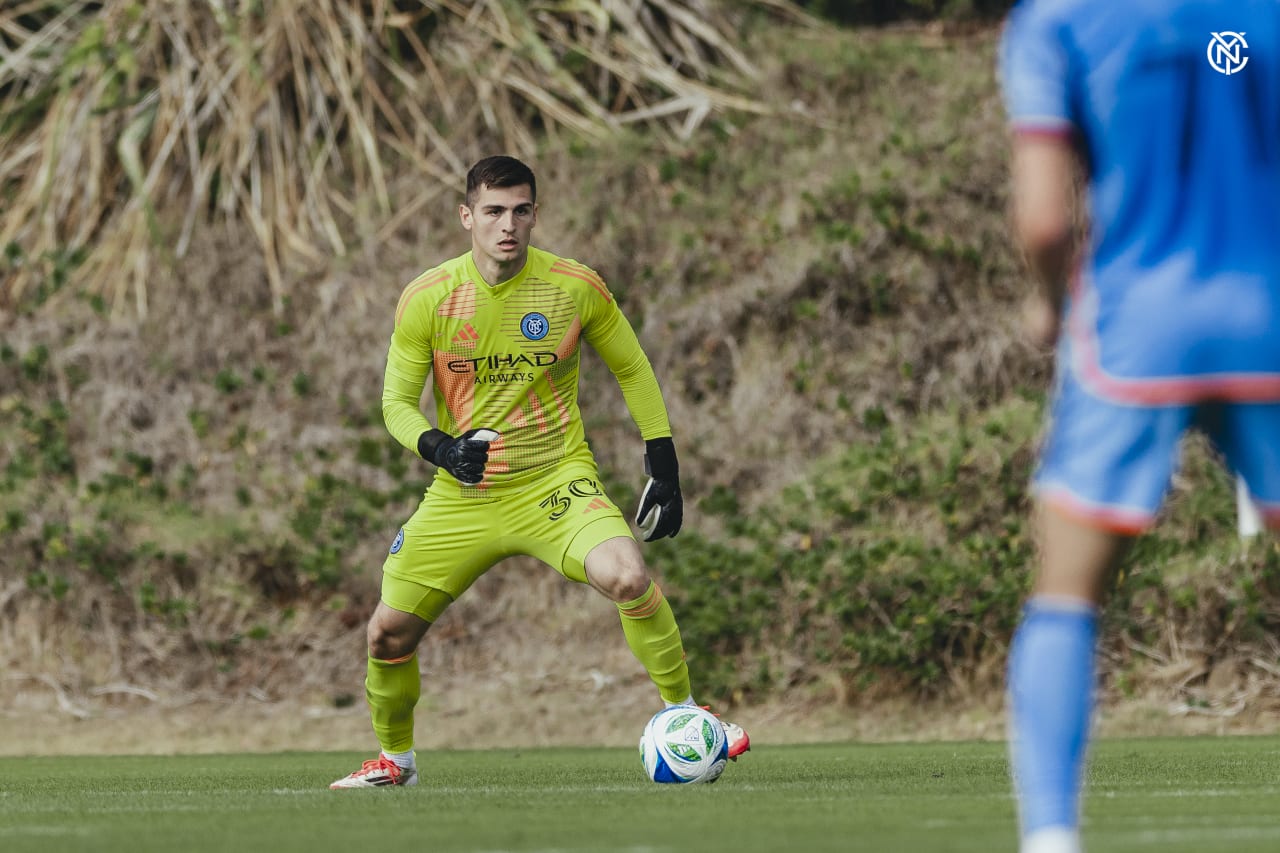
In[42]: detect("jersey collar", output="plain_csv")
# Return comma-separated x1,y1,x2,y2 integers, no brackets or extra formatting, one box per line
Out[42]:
467,251,532,295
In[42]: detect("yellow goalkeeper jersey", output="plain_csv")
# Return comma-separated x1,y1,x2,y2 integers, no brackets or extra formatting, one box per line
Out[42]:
383,246,672,496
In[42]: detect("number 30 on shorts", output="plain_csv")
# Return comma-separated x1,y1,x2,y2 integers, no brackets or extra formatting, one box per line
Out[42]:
539,477,604,520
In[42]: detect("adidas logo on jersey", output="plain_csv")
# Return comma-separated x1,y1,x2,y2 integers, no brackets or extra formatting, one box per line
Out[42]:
451,323,480,349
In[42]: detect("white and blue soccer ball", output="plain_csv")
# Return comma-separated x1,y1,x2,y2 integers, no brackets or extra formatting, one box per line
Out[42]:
638,705,728,784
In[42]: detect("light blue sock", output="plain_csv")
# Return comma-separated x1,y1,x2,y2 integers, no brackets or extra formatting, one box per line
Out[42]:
1008,597,1098,837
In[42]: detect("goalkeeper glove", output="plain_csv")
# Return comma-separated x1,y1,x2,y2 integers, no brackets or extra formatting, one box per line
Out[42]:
635,436,683,541
418,428,498,485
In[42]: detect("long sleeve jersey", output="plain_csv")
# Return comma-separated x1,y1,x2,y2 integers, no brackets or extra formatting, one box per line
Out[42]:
382,246,672,495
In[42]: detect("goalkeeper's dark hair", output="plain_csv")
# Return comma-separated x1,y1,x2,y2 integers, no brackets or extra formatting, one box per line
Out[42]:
465,156,536,208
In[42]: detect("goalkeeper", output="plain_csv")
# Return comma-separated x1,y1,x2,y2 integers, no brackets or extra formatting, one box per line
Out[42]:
331,155,749,788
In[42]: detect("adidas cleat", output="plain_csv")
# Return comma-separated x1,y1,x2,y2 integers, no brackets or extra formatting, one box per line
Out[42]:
329,755,418,789
697,705,751,761
721,720,751,760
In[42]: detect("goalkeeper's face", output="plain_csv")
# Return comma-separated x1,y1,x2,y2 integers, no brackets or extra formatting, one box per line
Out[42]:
460,183,537,273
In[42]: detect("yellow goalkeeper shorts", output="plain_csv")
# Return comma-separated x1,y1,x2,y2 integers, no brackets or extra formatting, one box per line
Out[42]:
380,463,633,622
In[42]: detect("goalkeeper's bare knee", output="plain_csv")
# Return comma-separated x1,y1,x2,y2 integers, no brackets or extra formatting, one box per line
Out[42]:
366,603,430,660
585,537,650,602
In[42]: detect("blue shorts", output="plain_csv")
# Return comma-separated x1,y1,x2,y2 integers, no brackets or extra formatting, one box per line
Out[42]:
1034,367,1280,533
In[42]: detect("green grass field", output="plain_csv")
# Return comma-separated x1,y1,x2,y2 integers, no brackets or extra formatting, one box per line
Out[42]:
2,737,1279,852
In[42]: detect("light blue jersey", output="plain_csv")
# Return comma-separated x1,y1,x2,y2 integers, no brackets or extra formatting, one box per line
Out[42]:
1002,6,1280,847
1001,0,1280,403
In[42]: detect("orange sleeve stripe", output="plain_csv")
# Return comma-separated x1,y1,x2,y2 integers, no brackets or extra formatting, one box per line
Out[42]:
551,260,606,292
550,259,598,280
396,271,450,327
551,262,612,303
437,280,478,318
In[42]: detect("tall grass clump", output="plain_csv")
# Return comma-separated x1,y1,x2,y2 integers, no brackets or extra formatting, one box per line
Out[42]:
0,0,792,317
797,0,1014,24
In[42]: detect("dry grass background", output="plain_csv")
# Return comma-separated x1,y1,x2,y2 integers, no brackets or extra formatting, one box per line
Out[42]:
3,3,1278,754
0,0,800,314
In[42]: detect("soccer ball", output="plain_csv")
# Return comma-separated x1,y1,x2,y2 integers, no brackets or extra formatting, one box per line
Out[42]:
638,705,728,784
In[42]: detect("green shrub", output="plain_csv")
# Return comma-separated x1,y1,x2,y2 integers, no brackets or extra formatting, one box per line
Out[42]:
655,399,1272,706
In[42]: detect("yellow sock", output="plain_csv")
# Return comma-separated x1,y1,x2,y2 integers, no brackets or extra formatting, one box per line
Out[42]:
365,652,420,754
616,582,691,705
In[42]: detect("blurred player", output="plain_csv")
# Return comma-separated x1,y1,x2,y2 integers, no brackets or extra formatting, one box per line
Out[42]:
999,2,1280,850
330,155,748,788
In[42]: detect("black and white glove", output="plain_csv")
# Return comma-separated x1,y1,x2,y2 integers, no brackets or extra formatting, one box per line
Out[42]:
418,428,498,485
635,436,683,541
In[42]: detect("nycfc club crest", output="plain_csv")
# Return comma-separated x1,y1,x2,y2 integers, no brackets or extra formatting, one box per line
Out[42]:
389,528,404,554
521,312,550,340
1207,31,1249,75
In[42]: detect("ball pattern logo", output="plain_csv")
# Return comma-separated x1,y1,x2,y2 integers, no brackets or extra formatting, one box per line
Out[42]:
638,705,729,784
521,312,549,340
